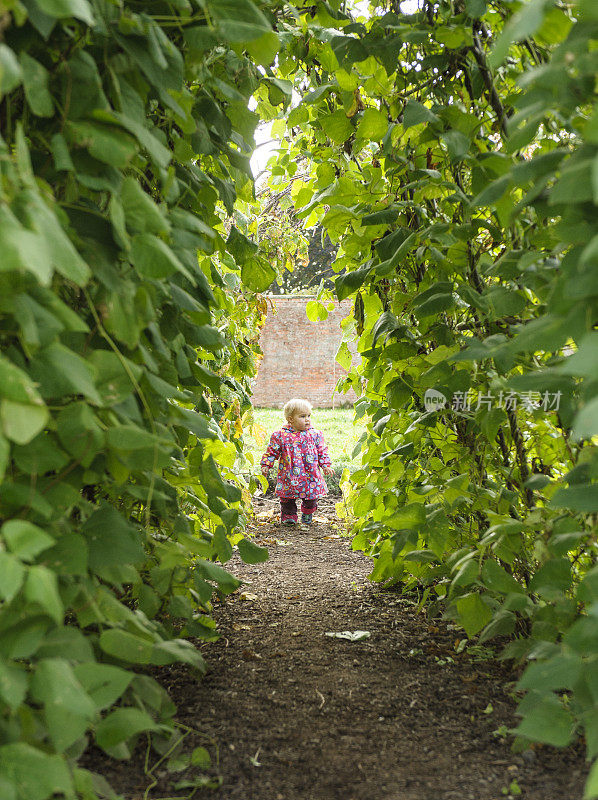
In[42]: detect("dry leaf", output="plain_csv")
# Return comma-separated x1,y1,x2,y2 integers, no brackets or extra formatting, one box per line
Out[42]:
325,630,371,642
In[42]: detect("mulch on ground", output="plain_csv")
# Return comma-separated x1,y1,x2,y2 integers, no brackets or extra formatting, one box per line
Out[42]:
90,495,587,800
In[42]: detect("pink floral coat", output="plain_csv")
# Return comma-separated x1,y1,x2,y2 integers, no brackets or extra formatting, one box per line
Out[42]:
260,425,332,499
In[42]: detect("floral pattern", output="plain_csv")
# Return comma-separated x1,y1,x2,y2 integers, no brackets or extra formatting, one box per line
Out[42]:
260,424,332,499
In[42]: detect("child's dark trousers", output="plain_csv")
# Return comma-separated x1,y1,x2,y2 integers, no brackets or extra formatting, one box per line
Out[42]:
280,498,317,523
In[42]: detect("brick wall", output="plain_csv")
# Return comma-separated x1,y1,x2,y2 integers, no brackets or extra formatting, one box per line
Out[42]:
251,297,358,408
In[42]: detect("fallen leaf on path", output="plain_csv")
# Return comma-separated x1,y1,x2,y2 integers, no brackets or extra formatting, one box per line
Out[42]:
324,630,371,642
255,511,275,520
242,649,262,661
239,592,259,601
315,689,326,710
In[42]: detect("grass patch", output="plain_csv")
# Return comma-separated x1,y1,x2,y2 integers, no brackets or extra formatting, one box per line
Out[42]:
243,407,366,492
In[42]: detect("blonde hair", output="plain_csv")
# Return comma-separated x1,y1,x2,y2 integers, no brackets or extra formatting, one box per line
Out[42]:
283,398,312,421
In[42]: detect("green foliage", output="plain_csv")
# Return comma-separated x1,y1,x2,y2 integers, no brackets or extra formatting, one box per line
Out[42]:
0,0,279,796
4,0,598,795
263,0,598,792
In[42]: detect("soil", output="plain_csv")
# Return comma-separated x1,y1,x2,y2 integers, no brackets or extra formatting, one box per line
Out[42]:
90,496,587,800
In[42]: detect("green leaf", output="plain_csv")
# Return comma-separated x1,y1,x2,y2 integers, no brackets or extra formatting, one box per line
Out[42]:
82,504,145,569
95,707,160,749
361,206,400,226
585,759,598,799
442,130,469,160
74,662,133,710
25,566,64,623
2,520,54,562
550,159,593,205
320,110,353,144
34,0,95,24
191,746,211,769
386,503,426,530
572,395,598,439
206,0,271,41
226,226,258,264
465,0,487,16
171,406,216,440
529,558,572,597
335,264,371,301
131,234,192,280
372,311,401,344
481,560,523,594
151,639,206,670
0,399,49,445
0,355,45,405
30,658,95,752
413,292,455,318
0,356,49,444
479,407,506,443
0,44,22,97
0,744,74,800
67,119,138,168
0,659,28,711
515,693,574,747
356,108,388,142
19,54,53,117
36,626,94,662
241,257,276,293
88,350,140,407
473,174,511,207
20,191,90,286
50,132,74,171
550,484,598,512
99,629,154,664
0,552,26,601
0,206,52,285
29,342,100,404
490,0,547,67
245,31,279,65
56,401,103,465
306,300,329,322
120,177,169,235
237,538,269,564
403,99,439,129
455,593,493,637
518,654,582,693
106,424,171,452
195,559,240,594
0,434,7,483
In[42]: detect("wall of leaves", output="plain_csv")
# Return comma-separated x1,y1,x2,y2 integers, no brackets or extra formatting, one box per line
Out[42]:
4,0,598,796
261,0,598,795
0,0,280,796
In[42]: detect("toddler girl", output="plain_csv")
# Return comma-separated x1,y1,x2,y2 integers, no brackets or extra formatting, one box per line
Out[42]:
260,398,334,525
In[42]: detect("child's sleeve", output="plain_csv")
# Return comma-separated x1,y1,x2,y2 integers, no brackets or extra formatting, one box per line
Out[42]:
315,432,332,470
260,432,281,472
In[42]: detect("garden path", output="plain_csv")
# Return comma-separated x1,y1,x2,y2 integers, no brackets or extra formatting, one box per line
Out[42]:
100,496,586,799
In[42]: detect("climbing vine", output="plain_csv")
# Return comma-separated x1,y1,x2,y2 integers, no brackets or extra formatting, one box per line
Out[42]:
2,0,598,796
263,0,598,794
0,0,279,795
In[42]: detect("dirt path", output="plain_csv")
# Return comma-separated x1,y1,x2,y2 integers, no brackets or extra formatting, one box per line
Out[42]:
98,497,586,799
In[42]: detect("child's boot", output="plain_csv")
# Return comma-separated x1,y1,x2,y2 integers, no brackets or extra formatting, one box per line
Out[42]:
301,513,312,525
